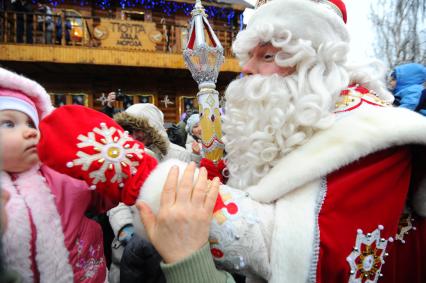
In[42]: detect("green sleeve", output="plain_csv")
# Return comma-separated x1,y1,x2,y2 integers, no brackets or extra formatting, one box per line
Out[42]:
160,243,236,283
0,269,23,283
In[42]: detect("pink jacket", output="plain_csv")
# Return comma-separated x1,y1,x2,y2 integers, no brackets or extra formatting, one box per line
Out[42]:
1,164,116,283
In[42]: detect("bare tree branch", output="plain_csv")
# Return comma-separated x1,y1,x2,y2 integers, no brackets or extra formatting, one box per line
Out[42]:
369,0,426,69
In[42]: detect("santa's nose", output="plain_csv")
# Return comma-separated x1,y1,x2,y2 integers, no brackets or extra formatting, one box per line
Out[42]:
242,58,257,76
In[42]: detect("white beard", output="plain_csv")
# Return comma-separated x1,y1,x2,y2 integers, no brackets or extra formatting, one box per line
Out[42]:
223,74,335,190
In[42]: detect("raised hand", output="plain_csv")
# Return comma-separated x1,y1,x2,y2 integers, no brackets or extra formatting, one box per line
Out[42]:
137,163,220,263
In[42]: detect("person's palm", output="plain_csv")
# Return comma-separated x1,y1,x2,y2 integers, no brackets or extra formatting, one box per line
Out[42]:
137,163,220,263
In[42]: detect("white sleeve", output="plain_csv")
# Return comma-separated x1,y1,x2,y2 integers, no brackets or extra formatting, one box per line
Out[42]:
107,202,134,237
209,185,273,280
132,159,274,281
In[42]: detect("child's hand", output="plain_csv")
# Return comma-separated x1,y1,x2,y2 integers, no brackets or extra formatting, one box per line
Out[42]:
137,163,220,264
192,141,201,155
118,225,135,246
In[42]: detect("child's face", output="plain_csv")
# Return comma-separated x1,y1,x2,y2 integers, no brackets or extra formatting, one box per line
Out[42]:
389,78,397,90
0,110,40,173
131,130,152,147
192,123,202,139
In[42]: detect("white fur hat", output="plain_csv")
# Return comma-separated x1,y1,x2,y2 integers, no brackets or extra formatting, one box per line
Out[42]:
241,0,349,48
125,103,168,138
0,67,53,120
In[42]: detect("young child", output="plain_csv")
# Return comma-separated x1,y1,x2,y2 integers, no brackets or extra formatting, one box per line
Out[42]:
389,63,426,116
185,113,202,163
0,67,116,283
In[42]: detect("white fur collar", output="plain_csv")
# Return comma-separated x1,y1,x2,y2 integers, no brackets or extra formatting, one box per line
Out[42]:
1,171,33,282
247,106,426,203
1,166,74,282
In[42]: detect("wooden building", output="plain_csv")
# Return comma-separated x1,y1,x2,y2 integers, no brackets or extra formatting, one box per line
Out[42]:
0,0,250,122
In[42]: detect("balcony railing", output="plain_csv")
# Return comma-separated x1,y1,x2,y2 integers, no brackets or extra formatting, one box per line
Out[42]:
0,10,237,57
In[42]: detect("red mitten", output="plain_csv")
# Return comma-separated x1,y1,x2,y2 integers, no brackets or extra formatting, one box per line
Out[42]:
200,158,228,183
37,105,157,205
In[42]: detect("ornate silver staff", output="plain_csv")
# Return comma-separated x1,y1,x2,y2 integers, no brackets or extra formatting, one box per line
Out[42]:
183,0,225,162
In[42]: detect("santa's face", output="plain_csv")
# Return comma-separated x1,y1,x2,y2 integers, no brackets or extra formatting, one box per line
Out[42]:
241,43,295,76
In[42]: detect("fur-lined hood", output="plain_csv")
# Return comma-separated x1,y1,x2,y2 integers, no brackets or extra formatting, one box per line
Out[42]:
114,111,169,158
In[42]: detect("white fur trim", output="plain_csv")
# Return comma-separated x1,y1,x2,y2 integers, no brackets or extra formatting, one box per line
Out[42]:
247,107,426,203
269,180,319,283
1,166,74,282
246,0,349,47
0,67,53,119
1,171,33,282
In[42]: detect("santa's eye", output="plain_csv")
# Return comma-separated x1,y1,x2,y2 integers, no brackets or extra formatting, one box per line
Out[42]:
263,53,275,62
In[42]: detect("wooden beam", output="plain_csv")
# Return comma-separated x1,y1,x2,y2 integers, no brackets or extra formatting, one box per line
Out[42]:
0,44,241,73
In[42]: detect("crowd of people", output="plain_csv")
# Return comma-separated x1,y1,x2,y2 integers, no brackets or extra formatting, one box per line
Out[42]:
1,0,426,283
7,0,72,45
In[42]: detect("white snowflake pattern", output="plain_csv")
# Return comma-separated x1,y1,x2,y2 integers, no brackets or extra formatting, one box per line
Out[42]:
69,123,144,186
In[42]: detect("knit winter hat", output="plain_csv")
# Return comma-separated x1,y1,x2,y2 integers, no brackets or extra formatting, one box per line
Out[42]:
0,67,53,126
124,103,168,139
236,0,349,50
185,113,200,135
37,105,158,205
0,89,39,127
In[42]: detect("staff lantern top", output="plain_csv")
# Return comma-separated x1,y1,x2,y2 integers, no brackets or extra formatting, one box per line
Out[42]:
183,0,225,162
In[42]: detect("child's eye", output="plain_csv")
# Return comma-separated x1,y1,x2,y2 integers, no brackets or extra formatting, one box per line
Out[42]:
0,120,15,128
27,120,37,129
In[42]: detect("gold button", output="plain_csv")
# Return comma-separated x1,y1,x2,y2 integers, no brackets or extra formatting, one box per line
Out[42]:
107,147,121,158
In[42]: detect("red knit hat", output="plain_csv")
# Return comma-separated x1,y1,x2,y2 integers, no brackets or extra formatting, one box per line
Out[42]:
37,105,158,205
245,0,349,50
255,0,347,23
326,0,347,23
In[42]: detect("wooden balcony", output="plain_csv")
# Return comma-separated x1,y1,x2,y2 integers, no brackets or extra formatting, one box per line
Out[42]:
0,11,241,73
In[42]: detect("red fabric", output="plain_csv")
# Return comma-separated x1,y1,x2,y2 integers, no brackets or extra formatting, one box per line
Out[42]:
200,158,227,183
380,215,426,283
121,151,158,205
328,0,347,23
38,105,157,204
316,147,426,283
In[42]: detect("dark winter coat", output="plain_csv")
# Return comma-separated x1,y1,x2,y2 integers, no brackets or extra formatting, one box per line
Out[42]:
119,234,165,283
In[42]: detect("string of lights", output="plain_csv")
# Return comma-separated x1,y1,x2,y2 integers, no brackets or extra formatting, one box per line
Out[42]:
33,0,236,23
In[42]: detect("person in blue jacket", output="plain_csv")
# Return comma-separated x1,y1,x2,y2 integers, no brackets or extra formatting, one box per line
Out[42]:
390,63,426,115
